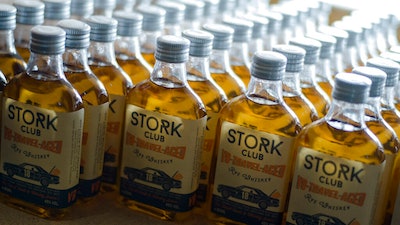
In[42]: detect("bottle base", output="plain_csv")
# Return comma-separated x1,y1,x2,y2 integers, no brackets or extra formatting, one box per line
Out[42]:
120,197,193,222
0,193,69,220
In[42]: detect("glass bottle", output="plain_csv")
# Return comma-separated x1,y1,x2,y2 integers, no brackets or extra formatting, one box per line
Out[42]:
177,0,205,30
381,51,400,113
352,66,400,225
13,0,45,63
215,0,236,23
255,10,282,51
306,32,336,98
289,36,331,117
223,17,253,87
0,25,84,219
273,44,319,126
137,5,166,67
238,13,269,60
182,28,228,212
113,10,152,85
286,72,385,225
272,6,297,45
85,15,133,190
318,25,349,76
93,0,115,17
156,1,185,36
201,0,219,26
57,19,109,200
202,23,246,100
366,57,400,138
0,3,26,81
43,0,71,26
208,51,302,225
333,21,364,72
120,35,207,221
70,0,93,20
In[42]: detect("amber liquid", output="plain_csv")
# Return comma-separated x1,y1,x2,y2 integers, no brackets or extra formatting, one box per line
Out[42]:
116,57,152,85
187,74,227,211
16,46,30,63
142,52,156,67
365,112,400,224
0,53,26,81
210,71,246,100
89,62,133,191
283,95,319,126
122,79,207,221
317,80,333,99
1,71,83,219
231,65,251,87
302,86,330,118
64,66,109,200
207,95,302,225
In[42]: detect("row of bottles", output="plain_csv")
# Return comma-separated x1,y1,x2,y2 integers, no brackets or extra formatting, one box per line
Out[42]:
1,1,400,225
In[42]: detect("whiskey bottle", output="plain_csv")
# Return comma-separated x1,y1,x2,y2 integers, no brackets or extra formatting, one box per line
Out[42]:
286,72,385,225
273,44,319,126
43,0,70,26
318,25,349,76
182,28,228,211
222,17,253,86
289,36,331,117
120,35,207,221
209,51,302,225
1,25,84,219
86,15,133,190
255,10,282,51
352,66,400,225
137,5,166,67
202,23,246,100
70,0,93,20
306,31,336,98
13,0,45,62
156,1,185,36
58,19,110,199
113,10,152,85
177,0,205,30
201,0,219,26
0,3,26,81
238,13,269,60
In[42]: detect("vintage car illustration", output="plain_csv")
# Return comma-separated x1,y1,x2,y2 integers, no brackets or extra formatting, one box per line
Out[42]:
3,162,60,187
123,167,182,191
291,212,347,225
217,184,279,209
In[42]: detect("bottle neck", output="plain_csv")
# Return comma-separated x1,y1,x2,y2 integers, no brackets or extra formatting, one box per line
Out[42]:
0,30,17,53
14,24,33,48
186,55,211,81
209,49,232,72
63,47,91,73
115,35,142,58
263,33,278,51
27,52,65,80
282,71,302,96
343,45,361,70
365,96,384,120
230,41,250,67
246,76,283,105
151,60,187,88
316,58,334,83
332,52,344,74
88,41,118,66
300,63,317,87
325,98,366,131
163,24,182,36
382,86,396,110
140,30,162,54
248,38,263,59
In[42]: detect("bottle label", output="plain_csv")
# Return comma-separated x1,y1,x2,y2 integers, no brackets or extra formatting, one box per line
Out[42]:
286,147,384,225
211,121,295,225
120,105,206,212
102,94,125,184
79,103,109,197
0,98,84,208
197,111,219,204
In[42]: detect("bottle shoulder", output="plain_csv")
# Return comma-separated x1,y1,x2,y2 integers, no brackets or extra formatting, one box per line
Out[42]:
126,80,207,120
296,119,385,164
220,95,302,137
